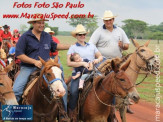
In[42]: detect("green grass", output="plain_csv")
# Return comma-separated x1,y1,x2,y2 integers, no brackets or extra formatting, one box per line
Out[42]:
57,36,163,104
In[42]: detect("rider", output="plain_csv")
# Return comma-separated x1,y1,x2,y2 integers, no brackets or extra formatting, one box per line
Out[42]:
13,14,70,118
1,25,12,49
89,10,132,116
67,24,103,121
70,53,93,90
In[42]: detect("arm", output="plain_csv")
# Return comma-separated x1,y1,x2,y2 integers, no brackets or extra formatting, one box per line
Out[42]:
118,41,129,50
67,54,89,68
93,52,103,64
17,54,42,68
57,43,70,50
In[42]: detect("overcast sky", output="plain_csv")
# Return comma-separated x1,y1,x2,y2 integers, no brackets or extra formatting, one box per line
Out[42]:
0,0,163,31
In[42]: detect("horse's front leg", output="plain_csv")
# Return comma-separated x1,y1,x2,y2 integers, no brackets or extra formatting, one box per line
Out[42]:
119,105,127,122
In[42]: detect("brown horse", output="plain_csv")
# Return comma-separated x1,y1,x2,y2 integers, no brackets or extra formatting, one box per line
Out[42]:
116,39,158,122
97,39,158,122
22,56,66,122
81,58,140,122
0,60,18,105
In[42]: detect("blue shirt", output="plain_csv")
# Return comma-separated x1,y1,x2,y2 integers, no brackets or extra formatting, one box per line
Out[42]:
9,47,16,55
67,42,99,61
16,29,57,67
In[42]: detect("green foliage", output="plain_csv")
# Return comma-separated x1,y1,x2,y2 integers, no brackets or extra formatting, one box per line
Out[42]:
19,24,28,34
66,15,98,35
122,19,147,39
45,23,58,35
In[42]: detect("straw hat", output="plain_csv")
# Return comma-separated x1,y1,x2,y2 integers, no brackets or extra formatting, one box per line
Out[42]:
71,24,88,38
44,27,55,34
102,10,117,20
0,26,2,28
27,13,49,24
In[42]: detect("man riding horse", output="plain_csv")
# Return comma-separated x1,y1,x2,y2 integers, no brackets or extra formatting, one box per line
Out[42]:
13,13,70,121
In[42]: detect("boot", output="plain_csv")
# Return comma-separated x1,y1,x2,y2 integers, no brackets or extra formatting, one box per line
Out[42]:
78,79,84,90
68,109,77,122
127,105,134,114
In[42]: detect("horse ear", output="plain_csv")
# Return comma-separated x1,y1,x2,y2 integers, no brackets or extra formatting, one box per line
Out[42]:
53,56,59,63
111,60,119,73
120,59,131,71
131,38,139,48
144,40,150,47
4,62,14,73
38,56,45,65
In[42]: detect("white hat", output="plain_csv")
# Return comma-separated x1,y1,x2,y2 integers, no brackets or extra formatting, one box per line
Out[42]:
102,10,117,20
44,27,55,34
71,24,88,38
27,13,49,24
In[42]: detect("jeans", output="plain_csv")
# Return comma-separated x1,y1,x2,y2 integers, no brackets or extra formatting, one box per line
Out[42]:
13,65,67,112
69,77,80,110
69,57,107,110
13,66,37,102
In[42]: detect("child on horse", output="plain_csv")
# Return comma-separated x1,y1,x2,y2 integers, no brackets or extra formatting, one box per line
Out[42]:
70,53,93,90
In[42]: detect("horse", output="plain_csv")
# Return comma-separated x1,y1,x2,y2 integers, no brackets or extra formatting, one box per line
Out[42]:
5,55,20,82
0,59,18,105
80,58,140,122
99,39,158,122
21,56,67,122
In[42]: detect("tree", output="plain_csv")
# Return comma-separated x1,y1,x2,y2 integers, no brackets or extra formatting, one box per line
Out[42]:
122,19,147,39
20,24,27,33
67,16,98,35
45,23,58,35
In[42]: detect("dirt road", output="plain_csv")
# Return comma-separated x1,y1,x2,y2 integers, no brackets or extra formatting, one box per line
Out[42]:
116,100,163,122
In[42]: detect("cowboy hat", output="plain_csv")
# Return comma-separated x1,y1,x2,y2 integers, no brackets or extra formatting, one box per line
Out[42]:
71,24,88,38
27,13,49,24
3,25,9,29
44,27,55,34
102,10,117,20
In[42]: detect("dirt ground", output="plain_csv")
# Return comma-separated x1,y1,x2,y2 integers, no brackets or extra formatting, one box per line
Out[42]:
116,100,163,122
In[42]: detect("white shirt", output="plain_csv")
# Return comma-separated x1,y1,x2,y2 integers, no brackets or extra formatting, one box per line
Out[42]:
89,25,130,58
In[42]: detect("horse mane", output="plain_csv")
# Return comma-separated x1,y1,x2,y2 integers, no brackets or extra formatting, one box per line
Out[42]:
98,55,132,74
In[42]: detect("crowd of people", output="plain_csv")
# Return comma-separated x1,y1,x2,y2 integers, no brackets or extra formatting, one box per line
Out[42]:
0,10,133,121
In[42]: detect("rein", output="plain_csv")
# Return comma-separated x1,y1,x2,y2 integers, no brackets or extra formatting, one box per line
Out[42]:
93,72,129,107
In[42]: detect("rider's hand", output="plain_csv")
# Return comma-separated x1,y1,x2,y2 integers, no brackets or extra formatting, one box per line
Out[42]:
82,62,89,69
118,41,123,49
34,60,42,69
93,59,100,64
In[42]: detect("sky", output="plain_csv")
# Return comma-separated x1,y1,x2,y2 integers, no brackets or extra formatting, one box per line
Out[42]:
0,0,163,31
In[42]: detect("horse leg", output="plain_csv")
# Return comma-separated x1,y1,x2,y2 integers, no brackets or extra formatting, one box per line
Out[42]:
119,105,127,122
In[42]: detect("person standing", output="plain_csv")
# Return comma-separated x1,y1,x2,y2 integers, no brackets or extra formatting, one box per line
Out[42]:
89,10,130,59
89,10,133,115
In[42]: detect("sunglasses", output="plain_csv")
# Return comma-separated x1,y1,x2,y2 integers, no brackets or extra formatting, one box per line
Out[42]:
76,34,86,36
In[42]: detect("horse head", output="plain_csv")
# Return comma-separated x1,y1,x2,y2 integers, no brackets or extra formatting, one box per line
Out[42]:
0,62,18,105
110,58,140,103
131,39,158,74
39,56,66,99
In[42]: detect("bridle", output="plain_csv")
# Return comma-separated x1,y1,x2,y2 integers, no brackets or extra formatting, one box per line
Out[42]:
38,67,63,104
94,71,133,107
135,46,155,73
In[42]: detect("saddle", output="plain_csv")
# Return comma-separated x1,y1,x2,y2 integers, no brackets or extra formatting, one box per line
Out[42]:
22,70,40,104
